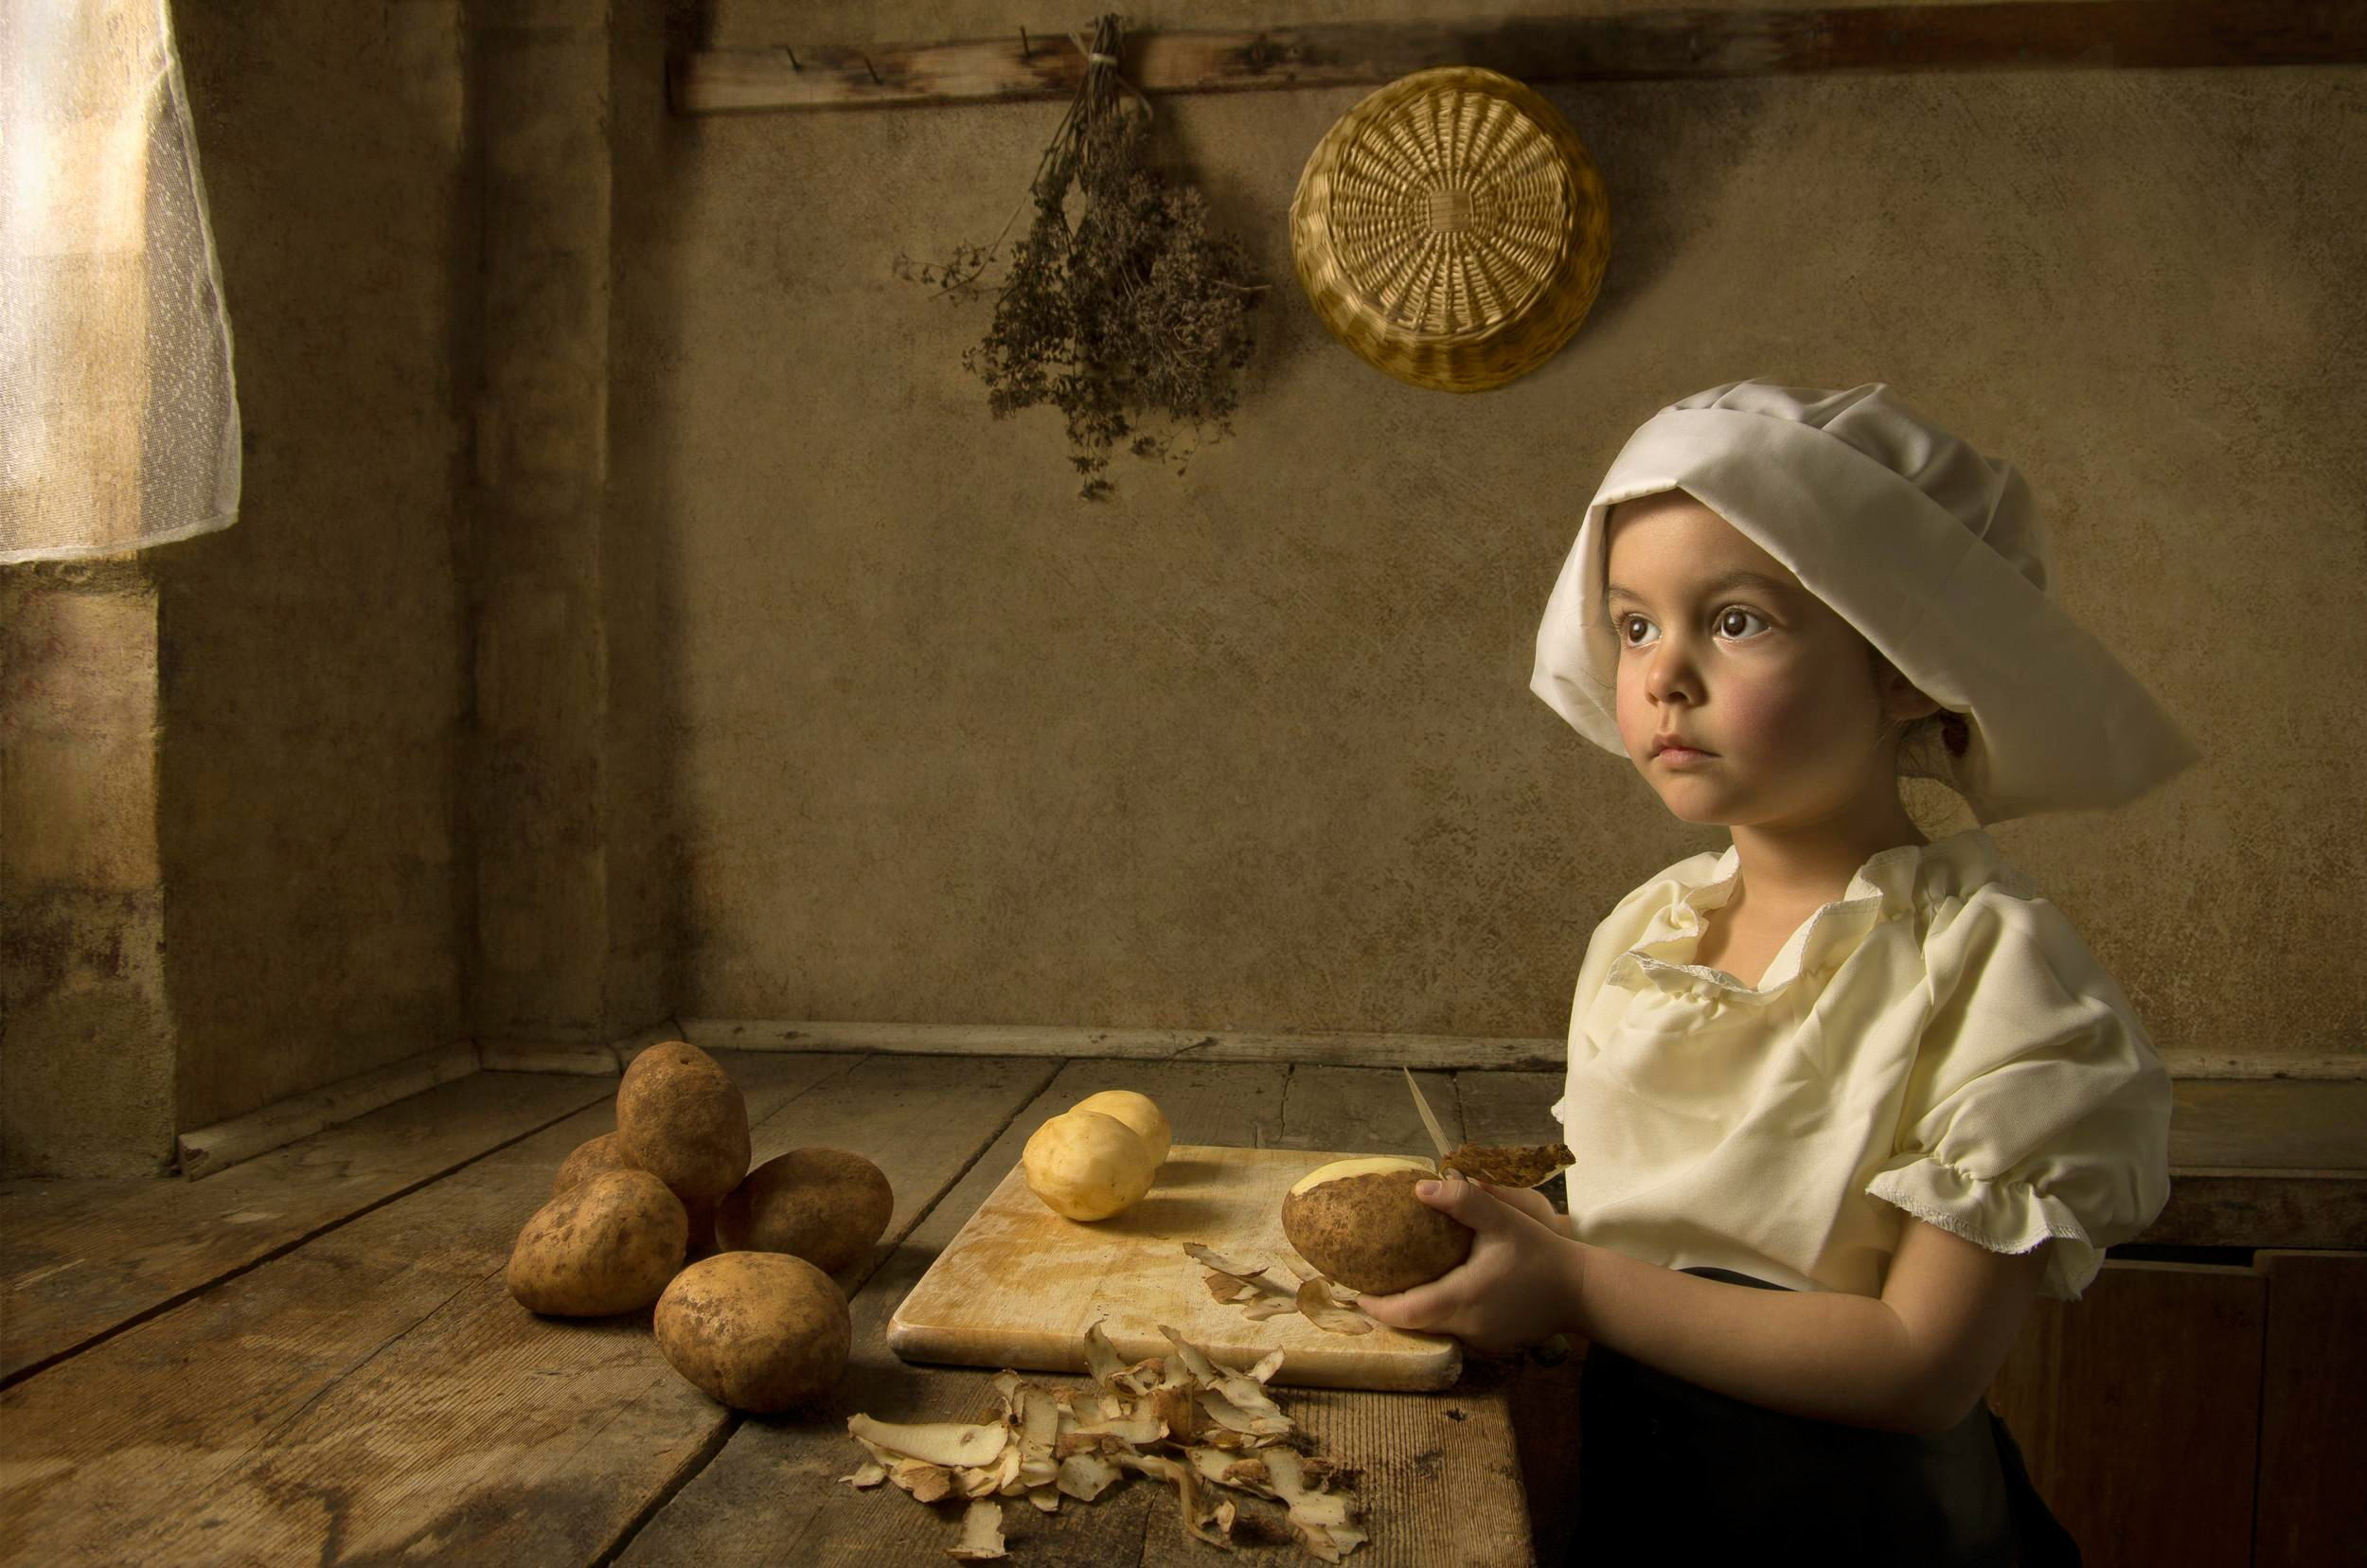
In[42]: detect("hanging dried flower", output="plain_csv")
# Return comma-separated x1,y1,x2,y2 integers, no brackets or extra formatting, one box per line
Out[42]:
897,14,1264,499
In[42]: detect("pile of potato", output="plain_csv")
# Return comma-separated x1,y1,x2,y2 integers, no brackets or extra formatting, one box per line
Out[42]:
1020,1089,1172,1221
506,1041,893,1412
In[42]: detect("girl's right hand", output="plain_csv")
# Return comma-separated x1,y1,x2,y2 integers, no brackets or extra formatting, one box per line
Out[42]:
1471,1178,1572,1237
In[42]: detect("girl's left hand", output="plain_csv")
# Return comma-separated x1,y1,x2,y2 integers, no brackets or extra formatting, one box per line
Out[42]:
1355,1176,1588,1354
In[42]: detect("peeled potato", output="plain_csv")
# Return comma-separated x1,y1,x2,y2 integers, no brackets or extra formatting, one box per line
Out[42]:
1023,1110,1158,1221
1066,1089,1171,1167
1281,1156,1470,1295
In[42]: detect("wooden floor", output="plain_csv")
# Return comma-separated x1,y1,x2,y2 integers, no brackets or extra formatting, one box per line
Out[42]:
0,1055,1575,1566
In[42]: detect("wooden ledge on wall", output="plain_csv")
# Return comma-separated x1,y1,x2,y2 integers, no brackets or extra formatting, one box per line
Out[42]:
670,1,2367,115
675,1019,1569,1072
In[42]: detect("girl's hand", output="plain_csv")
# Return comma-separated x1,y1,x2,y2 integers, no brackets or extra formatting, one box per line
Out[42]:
1479,1179,1568,1233
1355,1176,1588,1354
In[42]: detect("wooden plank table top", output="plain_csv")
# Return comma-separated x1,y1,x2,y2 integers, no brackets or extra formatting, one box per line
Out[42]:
5,1056,2358,1567
0,1054,1555,1568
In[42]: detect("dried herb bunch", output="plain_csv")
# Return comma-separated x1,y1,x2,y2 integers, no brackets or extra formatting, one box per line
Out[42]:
898,14,1262,499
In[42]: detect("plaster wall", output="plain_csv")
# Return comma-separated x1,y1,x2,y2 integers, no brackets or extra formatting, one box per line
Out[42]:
624,5,2364,1064
151,0,473,1130
1,563,175,1175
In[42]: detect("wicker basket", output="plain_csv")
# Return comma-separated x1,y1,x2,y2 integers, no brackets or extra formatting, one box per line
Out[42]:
1290,67,1611,393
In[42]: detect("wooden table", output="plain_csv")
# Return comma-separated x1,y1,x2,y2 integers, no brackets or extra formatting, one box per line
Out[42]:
9,1052,2362,1566
0,1054,1571,1566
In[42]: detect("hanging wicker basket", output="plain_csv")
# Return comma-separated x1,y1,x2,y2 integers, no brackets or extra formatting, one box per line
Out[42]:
1290,66,1611,393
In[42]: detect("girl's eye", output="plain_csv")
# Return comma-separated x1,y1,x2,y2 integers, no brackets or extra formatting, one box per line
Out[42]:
1618,614,1658,647
1716,607,1770,639
1619,606,1771,644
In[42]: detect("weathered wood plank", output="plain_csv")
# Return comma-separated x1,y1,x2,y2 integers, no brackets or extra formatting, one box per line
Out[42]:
624,1059,1535,1566
115,1054,1057,1565
2166,1078,2367,1169
671,2,2367,115
1451,1070,1562,1149
2252,1250,2367,1568
2138,1168,2367,1249
0,1052,915,1563
0,1069,609,1384
684,1019,1563,1072
1986,1260,2265,1568
1279,1064,1463,1156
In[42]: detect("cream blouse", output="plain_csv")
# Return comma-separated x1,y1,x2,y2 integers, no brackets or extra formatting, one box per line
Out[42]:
1551,829,2170,1301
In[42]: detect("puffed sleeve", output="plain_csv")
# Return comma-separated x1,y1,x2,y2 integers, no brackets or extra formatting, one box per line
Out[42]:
1864,888,2172,1300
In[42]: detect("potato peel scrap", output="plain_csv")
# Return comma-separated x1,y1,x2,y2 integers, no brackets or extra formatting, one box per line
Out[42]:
948,1498,1006,1560
1295,1277,1374,1335
1437,1141,1575,1189
1187,1245,1381,1335
845,1320,1364,1560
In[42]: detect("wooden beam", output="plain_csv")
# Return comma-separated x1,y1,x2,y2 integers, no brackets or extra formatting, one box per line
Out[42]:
678,1018,1569,1071
670,2,2367,114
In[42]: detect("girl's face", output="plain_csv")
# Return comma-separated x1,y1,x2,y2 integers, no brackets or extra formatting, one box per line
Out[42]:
1605,490,1926,832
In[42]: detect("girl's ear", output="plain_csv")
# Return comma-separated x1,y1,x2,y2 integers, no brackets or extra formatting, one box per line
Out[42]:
1881,669,1942,725
1869,651,1941,724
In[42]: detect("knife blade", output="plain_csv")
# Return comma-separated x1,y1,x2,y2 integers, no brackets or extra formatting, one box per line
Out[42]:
1401,1067,1451,1166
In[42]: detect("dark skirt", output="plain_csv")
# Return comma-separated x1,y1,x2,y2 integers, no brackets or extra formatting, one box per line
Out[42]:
1570,1268,2081,1568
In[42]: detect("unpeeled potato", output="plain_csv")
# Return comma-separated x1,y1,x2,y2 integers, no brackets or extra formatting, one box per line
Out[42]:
616,1042,750,1203
507,1168,688,1316
560,1129,721,1261
554,1131,635,1196
717,1148,893,1273
1280,1156,1470,1294
655,1252,851,1412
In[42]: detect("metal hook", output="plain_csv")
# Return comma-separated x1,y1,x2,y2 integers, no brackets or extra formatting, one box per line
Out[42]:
863,52,881,85
1020,26,1031,60
782,46,800,71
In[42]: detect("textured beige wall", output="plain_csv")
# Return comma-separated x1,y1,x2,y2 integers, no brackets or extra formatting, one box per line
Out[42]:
151,1,472,1129
1,563,177,1175
624,6,2365,1064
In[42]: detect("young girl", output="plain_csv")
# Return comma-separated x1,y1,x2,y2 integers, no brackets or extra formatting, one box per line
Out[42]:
1358,381,2197,1564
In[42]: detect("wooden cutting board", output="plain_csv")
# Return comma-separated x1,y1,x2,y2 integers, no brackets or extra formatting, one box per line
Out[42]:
886,1143,1461,1391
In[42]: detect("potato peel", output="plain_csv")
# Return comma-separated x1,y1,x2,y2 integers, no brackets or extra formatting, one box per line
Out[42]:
1185,1246,1381,1335
846,1321,1364,1559
847,1413,1008,1470
1437,1141,1575,1189
1296,1278,1376,1334
947,1498,1006,1560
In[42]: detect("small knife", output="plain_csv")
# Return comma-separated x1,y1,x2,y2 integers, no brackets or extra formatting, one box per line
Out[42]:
1401,1067,1452,1166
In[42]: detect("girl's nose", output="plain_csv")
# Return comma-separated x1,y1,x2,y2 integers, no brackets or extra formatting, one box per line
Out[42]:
1646,639,1700,705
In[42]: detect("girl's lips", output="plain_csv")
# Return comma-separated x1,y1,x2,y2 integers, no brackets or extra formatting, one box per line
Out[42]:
1654,744,1714,765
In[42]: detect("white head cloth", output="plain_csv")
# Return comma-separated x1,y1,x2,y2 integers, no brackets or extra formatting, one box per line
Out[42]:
1530,380,2198,824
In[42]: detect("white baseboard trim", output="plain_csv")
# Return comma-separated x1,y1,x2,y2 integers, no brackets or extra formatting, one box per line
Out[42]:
479,1041,621,1075
172,1018,687,1181
175,1042,480,1181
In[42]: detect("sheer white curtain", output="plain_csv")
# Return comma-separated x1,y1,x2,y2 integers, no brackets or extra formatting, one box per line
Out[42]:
1,0,239,563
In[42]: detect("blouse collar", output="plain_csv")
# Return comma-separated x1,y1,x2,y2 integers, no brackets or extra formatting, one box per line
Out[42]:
1607,829,2013,1003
